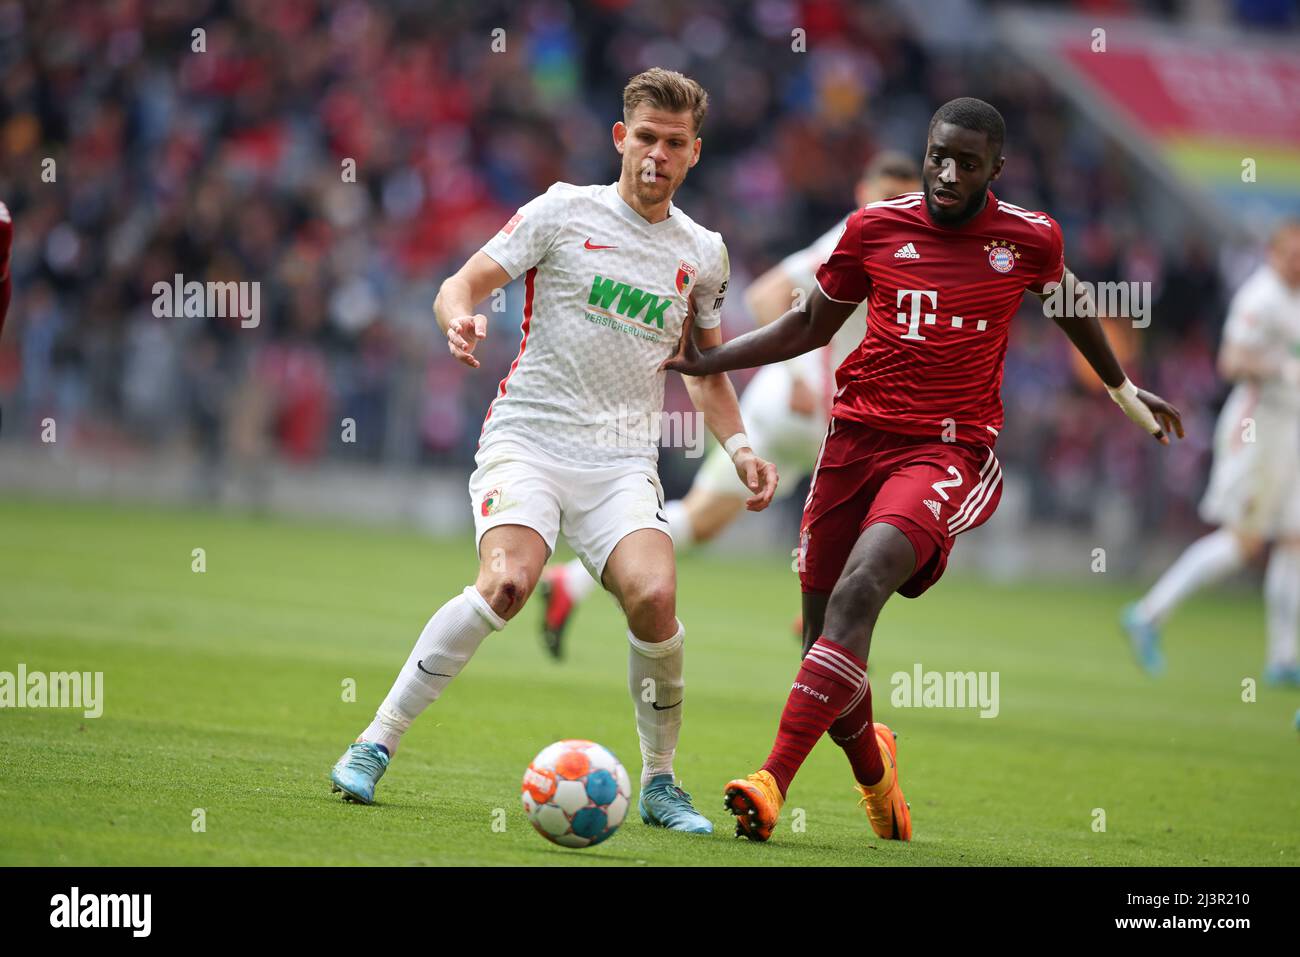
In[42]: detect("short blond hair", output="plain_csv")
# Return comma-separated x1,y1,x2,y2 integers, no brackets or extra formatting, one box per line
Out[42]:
622,68,709,136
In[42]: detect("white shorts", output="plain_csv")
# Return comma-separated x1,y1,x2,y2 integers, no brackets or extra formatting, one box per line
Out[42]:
469,441,671,580
1200,390,1300,539
693,364,828,501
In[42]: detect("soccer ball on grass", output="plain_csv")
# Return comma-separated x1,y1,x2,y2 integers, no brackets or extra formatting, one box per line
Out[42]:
521,739,631,848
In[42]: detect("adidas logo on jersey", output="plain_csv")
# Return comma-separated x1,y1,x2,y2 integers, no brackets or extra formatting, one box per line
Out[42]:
894,243,921,260
923,499,941,520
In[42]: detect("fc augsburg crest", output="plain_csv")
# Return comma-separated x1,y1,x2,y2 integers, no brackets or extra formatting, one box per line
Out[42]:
675,260,697,296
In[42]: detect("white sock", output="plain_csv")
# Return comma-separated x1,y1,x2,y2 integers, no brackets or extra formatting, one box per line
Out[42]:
1136,529,1244,626
627,620,685,785
665,500,693,548
1265,544,1300,670
562,557,598,602
360,585,506,755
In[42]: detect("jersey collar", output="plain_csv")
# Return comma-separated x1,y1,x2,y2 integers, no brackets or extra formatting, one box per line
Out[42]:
604,183,678,230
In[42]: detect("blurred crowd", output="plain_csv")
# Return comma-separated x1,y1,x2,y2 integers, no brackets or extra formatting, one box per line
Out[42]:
0,0,1291,532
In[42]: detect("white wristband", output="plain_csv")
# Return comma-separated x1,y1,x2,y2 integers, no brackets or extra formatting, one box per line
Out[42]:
1106,378,1160,434
723,433,751,461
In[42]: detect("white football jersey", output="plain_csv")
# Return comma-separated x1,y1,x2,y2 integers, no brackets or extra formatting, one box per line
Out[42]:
1221,263,1300,417
478,182,729,466
778,214,870,389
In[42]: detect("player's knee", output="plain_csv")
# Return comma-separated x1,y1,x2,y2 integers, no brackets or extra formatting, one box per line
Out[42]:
622,577,676,627
1231,530,1266,561
479,572,534,620
828,565,893,624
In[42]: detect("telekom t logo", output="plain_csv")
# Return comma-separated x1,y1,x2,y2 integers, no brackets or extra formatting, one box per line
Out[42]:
896,289,987,341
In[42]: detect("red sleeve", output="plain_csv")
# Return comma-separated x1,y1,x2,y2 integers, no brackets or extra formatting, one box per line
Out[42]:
814,208,870,304
1027,216,1065,294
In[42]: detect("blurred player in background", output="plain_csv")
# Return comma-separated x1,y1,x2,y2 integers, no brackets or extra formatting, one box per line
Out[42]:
664,98,1184,843
329,69,777,834
0,201,11,337
1124,221,1300,684
538,153,921,658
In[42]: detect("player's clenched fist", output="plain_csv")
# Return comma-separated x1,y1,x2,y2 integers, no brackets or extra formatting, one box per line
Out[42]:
447,314,488,368
734,449,779,512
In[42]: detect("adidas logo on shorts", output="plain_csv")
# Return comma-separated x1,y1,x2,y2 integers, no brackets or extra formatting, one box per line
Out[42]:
923,499,941,520
894,242,921,260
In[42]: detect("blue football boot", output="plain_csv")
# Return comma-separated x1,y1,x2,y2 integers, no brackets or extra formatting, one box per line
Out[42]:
638,774,713,834
330,741,390,804
1121,603,1165,677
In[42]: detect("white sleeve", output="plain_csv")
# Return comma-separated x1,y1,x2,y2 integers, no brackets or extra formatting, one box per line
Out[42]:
1222,273,1273,351
774,220,847,381
480,185,569,281
691,236,730,330
779,218,849,306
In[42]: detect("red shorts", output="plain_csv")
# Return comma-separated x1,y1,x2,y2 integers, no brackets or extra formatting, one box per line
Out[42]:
798,418,1003,598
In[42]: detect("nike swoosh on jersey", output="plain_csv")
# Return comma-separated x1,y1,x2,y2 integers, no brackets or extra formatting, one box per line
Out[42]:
417,661,453,678
584,238,618,250
651,700,681,711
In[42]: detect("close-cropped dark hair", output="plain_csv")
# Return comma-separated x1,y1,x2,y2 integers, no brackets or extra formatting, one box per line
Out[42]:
928,97,1005,156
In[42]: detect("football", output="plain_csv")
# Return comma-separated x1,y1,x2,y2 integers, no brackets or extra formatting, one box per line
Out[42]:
521,739,632,848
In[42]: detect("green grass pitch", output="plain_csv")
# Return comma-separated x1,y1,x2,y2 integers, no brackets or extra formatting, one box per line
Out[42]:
1,497,1297,866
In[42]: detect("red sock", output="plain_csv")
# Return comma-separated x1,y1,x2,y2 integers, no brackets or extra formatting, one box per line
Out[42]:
761,637,867,796
828,673,884,786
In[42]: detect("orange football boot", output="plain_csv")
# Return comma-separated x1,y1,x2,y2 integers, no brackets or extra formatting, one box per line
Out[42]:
723,769,784,841
853,723,912,841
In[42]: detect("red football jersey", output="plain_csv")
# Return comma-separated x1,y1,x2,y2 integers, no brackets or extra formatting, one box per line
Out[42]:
815,189,1064,445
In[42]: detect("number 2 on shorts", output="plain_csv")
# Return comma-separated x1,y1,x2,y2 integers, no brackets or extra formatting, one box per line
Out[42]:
931,466,963,501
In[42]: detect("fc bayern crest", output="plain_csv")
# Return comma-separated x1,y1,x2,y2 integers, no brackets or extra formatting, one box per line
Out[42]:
675,259,697,296
986,240,1018,274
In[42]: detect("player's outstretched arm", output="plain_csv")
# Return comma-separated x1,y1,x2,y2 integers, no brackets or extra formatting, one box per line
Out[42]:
434,251,511,369
745,262,820,415
1039,268,1184,445
678,313,779,511
1219,339,1300,387
660,285,855,378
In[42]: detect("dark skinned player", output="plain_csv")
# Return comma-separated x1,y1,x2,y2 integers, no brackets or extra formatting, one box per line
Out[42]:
662,98,1184,843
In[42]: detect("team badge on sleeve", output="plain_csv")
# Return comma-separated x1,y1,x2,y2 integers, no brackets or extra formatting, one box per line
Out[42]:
986,240,1018,274
675,260,697,296
501,213,523,236
481,488,503,517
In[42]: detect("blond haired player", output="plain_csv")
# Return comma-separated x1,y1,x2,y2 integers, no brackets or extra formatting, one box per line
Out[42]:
1125,221,1300,684
539,153,921,657
329,69,777,834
